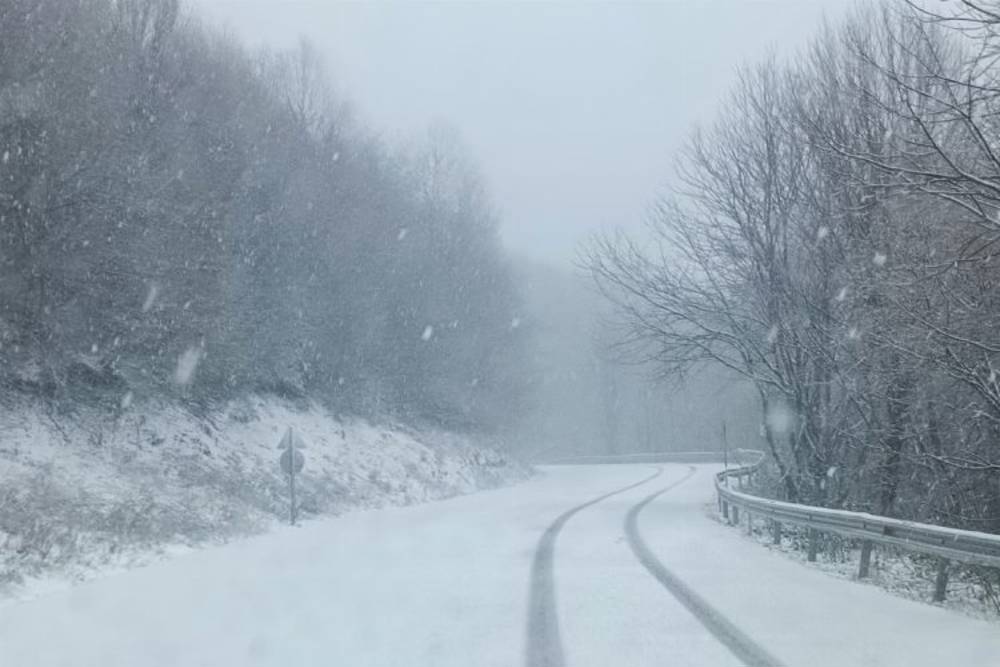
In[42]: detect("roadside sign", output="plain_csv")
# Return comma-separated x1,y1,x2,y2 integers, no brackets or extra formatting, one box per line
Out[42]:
277,427,308,451
276,426,308,525
280,447,305,474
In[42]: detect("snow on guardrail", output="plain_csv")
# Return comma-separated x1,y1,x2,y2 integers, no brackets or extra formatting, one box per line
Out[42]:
715,450,1000,601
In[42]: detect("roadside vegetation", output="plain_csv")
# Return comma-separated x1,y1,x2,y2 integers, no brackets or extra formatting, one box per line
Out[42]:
591,2,1000,537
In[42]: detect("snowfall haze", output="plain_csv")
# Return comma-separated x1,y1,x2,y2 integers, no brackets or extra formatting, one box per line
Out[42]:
3,1,1000,665
192,0,853,264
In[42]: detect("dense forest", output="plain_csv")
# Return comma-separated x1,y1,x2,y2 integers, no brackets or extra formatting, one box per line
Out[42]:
590,1,1000,532
0,0,526,430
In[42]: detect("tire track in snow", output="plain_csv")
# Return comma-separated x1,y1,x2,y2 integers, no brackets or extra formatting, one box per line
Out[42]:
625,469,785,667
524,466,664,667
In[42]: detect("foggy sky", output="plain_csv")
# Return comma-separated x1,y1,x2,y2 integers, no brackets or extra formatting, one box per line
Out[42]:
192,0,853,265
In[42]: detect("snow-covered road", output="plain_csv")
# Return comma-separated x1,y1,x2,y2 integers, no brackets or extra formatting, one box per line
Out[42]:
1,464,998,666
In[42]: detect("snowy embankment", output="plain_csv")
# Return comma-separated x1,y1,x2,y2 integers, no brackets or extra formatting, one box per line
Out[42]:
0,394,528,596
722,509,1000,622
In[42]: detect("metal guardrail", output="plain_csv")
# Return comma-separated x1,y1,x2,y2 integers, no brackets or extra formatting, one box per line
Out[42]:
716,450,1000,601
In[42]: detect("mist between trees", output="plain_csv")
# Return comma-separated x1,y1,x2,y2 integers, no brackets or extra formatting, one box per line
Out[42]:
515,259,760,459
588,1,1000,533
0,0,527,431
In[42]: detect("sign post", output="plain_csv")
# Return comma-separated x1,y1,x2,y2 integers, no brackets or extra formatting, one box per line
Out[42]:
278,426,306,525
722,420,729,475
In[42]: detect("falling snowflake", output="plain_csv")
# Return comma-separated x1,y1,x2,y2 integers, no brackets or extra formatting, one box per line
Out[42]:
835,287,848,302
174,347,202,385
1,150,8,164
397,228,408,241
121,391,134,409
511,317,521,329
421,325,434,341
816,226,829,241
142,284,159,313
767,325,779,344
766,404,794,436
848,327,860,340
873,252,887,266
827,466,838,478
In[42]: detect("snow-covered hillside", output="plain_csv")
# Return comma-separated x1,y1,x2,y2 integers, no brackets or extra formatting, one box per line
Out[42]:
0,394,528,595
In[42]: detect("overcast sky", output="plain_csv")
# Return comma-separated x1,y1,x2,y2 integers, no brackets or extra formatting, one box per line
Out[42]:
191,0,854,266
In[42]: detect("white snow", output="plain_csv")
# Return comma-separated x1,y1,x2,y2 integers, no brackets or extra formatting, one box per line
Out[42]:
737,505,1000,622
0,467,592,667
639,467,1000,666
1,465,994,666
0,395,521,597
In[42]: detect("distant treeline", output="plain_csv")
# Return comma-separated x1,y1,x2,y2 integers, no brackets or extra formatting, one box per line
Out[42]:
590,2,1000,532
0,0,526,429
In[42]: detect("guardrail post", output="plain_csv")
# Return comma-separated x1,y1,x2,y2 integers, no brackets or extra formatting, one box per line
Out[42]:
745,511,753,535
933,559,949,602
731,505,740,525
738,474,745,490
721,500,729,521
772,520,781,545
807,528,819,562
858,540,873,579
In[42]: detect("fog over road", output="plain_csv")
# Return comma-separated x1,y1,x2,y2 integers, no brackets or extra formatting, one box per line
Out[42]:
1,465,997,666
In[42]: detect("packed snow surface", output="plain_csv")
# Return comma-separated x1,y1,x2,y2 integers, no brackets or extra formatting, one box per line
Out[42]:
1,464,997,666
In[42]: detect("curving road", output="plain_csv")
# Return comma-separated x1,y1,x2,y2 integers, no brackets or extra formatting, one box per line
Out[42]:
524,466,665,667
623,473,782,667
1,464,998,666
